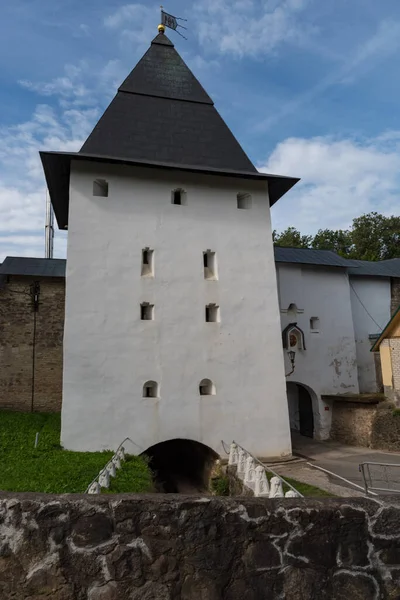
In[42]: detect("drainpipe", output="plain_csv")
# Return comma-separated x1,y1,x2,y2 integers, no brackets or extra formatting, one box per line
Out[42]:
30,281,40,412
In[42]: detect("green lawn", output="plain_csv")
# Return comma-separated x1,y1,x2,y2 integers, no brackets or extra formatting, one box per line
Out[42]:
0,411,153,494
282,476,334,497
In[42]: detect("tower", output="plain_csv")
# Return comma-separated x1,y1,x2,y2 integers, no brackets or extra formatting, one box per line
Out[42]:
40,30,298,455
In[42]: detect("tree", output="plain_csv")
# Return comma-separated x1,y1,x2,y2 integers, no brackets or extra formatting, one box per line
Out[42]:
272,227,312,249
312,229,353,258
351,212,400,261
273,213,400,261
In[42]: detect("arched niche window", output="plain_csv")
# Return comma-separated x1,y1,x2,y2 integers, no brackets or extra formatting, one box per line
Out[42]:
282,323,306,350
171,188,187,205
199,379,216,396
237,192,252,209
143,381,159,398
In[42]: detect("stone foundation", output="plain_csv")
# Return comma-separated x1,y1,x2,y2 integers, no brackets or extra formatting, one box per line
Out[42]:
1,492,400,599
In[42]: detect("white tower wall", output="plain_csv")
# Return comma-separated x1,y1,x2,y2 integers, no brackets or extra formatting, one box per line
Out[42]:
61,160,291,457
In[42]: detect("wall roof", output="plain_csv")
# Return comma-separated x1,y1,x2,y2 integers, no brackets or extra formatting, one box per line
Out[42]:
274,247,400,277
274,247,350,268
1,251,399,280
346,258,400,277
0,257,66,278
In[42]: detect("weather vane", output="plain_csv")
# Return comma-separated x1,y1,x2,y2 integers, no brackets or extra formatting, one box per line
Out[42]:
159,6,188,39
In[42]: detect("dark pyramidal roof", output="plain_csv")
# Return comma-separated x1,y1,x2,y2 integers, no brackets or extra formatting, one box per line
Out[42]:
40,32,299,229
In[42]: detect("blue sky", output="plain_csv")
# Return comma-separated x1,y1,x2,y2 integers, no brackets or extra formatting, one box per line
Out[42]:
1,0,400,259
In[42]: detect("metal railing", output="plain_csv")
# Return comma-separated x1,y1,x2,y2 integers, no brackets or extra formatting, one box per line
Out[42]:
360,462,400,496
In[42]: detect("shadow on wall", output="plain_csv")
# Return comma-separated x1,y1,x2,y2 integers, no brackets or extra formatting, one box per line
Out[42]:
142,439,219,494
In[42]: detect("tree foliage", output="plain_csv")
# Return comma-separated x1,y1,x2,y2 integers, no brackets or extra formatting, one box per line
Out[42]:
273,212,400,261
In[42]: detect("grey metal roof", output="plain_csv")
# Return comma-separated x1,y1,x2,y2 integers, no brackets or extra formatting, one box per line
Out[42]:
0,257,66,278
274,247,400,276
274,247,350,267
1,251,399,279
40,32,299,230
346,258,400,277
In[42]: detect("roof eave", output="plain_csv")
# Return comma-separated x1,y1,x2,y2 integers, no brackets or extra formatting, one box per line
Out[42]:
40,151,299,229
371,304,400,351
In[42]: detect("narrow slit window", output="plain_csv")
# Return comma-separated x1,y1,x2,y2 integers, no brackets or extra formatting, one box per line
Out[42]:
203,250,218,280
237,192,252,209
171,188,187,205
199,379,216,396
310,317,320,332
205,303,220,323
143,381,158,398
141,303,154,321
93,179,108,197
141,248,154,277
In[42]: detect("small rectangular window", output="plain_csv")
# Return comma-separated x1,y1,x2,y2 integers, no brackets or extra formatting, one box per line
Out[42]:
141,248,154,277
205,304,220,323
203,250,218,280
310,317,320,332
171,189,187,205
141,303,154,321
237,192,252,209
93,179,108,197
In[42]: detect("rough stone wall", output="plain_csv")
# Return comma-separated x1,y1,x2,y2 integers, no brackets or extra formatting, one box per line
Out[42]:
1,493,400,600
0,276,64,412
391,278,400,316
330,401,376,447
390,338,400,395
331,401,400,451
371,408,400,451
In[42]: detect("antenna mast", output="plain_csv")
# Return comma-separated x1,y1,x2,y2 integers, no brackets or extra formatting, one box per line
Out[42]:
45,190,54,259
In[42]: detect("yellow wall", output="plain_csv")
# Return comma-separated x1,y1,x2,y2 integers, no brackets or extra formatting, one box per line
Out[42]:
380,345,393,388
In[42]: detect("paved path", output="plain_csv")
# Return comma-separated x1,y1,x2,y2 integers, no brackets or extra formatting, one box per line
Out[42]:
291,432,400,494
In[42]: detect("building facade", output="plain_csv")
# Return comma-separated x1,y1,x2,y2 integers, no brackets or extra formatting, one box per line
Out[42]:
1,252,400,446
275,248,400,440
39,31,298,456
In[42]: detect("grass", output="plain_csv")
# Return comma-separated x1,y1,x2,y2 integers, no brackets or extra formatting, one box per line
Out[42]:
211,475,230,496
105,455,154,493
0,411,153,494
282,476,334,497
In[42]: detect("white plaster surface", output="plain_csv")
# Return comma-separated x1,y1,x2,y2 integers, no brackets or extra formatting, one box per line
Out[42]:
61,162,291,457
277,264,359,440
349,276,391,393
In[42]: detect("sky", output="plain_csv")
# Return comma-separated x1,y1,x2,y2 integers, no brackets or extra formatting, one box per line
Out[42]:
1,0,400,260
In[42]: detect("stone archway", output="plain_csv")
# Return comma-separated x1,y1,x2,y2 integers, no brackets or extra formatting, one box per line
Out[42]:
287,382,315,438
142,439,219,494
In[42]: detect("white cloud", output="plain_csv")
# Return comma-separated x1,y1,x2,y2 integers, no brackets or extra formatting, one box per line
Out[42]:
194,0,312,58
264,134,400,233
104,3,158,46
0,57,119,261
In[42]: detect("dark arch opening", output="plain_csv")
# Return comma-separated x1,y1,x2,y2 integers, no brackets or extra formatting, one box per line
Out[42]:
287,382,315,439
142,439,219,494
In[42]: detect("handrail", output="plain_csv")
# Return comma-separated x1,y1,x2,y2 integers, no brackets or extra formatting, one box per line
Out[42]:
223,440,303,498
85,437,144,494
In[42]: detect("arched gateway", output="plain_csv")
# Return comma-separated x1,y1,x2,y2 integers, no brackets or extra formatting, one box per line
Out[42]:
286,382,315,438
